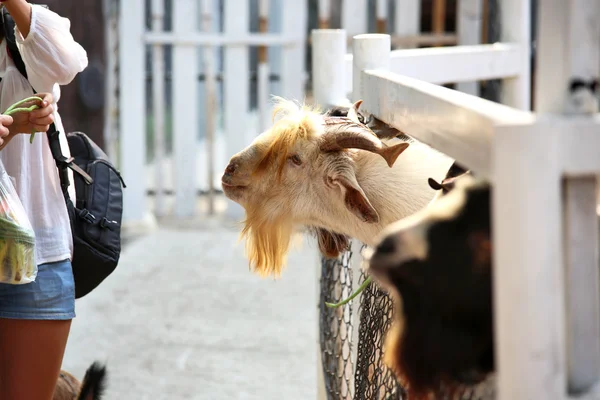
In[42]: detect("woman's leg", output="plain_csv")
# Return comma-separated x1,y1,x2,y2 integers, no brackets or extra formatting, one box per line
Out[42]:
0,318,72,400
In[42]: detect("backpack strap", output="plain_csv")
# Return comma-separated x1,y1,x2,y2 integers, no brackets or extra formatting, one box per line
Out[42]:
1,8,94,193
46,124,93,197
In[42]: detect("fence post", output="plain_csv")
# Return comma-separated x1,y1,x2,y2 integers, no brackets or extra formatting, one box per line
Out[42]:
172,0,198,218
119,0,153,229
456,0,482,96
394,0,420,49
151,0,166,217
223,0,249,220
535,0,600,393
311,29,347,107
352,34,391,102
500,0,531,110
311,28,349,400
281,0,307,102
341,0,367,37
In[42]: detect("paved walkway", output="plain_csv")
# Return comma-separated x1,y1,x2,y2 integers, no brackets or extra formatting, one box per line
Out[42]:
62,218,318,400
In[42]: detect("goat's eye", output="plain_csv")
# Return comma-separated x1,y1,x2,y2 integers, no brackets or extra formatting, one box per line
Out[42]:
289,154,302,166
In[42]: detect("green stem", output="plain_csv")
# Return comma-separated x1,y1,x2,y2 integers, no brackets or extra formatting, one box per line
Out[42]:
325,276,373,308
3,96,42,144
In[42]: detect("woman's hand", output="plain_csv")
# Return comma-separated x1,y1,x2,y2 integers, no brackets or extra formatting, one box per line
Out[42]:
8,92,55,135
0,115,13,148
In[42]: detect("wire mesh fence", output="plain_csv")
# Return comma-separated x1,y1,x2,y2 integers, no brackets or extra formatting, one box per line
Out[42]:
318,241,497,400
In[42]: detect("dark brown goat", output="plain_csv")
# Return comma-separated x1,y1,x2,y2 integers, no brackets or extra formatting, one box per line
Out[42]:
367,172,493,399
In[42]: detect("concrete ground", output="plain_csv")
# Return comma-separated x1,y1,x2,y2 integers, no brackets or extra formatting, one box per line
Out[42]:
61,216,319,400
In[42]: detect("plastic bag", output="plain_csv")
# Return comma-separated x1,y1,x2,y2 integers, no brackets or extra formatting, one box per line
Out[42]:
0,163,36,284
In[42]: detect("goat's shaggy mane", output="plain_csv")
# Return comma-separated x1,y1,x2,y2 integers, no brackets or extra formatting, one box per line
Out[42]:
241,97,323,277
254,97,322,182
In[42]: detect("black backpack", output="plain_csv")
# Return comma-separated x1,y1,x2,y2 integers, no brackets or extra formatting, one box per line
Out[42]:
2,7,127,298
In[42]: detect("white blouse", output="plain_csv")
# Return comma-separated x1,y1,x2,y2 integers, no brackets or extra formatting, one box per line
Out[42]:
0,5,88,265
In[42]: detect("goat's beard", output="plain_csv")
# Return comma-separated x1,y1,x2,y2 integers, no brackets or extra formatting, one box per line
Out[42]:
240,203,294,277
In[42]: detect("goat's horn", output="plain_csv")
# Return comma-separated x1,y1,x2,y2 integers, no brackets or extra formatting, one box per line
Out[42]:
321,118,409,168
344,100,363,123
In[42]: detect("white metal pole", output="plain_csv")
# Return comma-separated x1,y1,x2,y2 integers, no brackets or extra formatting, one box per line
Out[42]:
151,0,166,217
352,34,391,102
311,29,347,107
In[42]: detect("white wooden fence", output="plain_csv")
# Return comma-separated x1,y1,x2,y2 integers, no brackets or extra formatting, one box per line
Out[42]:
116,0,307,227
312,0,600,398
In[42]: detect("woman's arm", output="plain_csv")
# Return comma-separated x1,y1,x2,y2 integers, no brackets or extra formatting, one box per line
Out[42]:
7,2,88,90
2,0,32,38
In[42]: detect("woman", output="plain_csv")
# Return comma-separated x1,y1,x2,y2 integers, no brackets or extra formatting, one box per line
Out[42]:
0,1,88,399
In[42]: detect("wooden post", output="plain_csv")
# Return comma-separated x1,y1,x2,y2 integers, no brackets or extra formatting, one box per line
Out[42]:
456,0,483,96
499,0,531,110
151,0,167,217
311,29,347,107
375,0,387,34
281,0,308,102
492,121,565,400
223,0,249,219
173,0,199,218
118,0,148,225
432,0,446,47
318,0,330,29
393,0,420,49
341,0,367,37
201,0,217,216
352,34,390,102
535,0,600,393
257,0,270,133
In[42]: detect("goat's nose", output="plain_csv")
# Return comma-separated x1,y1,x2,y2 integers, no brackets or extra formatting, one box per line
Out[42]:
225,161,238,176
376,235,396,255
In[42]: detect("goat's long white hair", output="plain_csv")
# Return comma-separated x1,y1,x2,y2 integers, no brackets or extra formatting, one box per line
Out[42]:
240,96,322,277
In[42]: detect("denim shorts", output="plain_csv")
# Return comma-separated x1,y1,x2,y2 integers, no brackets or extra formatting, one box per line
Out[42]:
0,258,76,320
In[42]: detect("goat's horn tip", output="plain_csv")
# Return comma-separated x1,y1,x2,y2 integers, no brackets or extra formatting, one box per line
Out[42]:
382,142,409,168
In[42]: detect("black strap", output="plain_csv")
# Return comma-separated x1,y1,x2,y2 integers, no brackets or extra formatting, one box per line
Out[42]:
1,5,93,194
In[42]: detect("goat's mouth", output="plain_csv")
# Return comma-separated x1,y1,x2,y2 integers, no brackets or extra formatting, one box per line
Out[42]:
221,180,248,200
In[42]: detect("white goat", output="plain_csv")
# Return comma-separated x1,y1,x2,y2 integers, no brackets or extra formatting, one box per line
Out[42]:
221,97,455,277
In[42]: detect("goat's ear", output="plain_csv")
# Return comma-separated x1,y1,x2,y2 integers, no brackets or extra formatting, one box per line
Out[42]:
332,173,380,224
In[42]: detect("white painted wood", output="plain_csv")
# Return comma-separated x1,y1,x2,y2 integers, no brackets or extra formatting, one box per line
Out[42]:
535,0,600,393
172,0,198,218
102,0,119,163
564,177,600,393
119,0,147,223
223,0,249,219
343,44,523,96
257,0,270,133
144,32,296,46
151,0,166,217
456,0,482,95
359,69,534,178
341,0,367,37
492,122,566,400
201,0,217,215
311,29,348,107
318,0,331,27
281,0,308,101
499,0,531,110
352,34,390,102
393,0,420,49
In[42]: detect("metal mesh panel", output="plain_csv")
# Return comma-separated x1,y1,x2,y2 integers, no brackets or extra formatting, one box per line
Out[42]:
319,242,497,400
